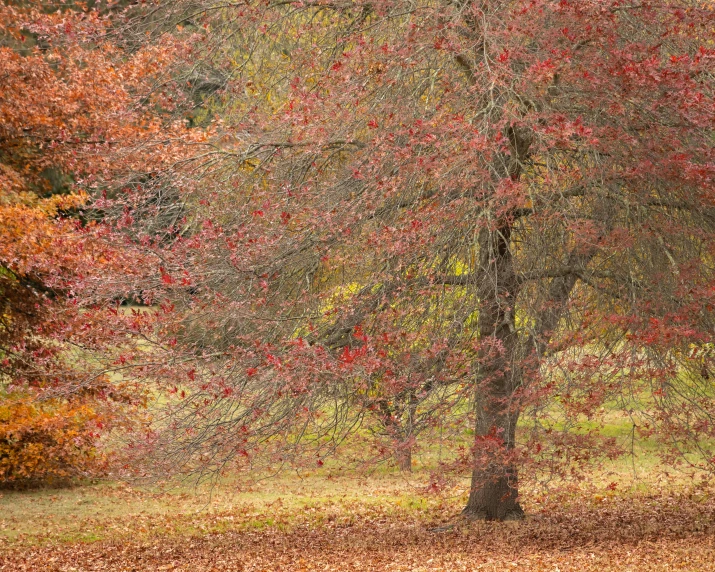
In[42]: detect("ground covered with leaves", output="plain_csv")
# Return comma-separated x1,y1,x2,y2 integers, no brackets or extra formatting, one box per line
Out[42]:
2,470,715,571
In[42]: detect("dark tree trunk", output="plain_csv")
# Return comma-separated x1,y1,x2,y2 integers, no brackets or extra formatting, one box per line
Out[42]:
463,411,523,520
464,465,523,521
459,123,533,521
464,218,524,521
462,378,523,520
395,446,412,472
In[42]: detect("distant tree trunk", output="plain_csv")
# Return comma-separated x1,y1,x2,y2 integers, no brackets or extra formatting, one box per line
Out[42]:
381,389,418,472
398,389,418,472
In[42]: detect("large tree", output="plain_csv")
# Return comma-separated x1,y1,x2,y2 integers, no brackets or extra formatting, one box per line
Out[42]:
123,0,714,519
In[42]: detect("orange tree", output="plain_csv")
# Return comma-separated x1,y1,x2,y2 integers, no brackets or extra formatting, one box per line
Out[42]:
0,2,193,484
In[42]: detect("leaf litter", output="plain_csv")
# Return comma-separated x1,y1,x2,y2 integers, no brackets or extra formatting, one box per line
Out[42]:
2,483,715,571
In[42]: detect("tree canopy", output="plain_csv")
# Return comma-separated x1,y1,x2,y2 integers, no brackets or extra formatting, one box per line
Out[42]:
0,1,189,484
2,0,713,518
102,0,715,519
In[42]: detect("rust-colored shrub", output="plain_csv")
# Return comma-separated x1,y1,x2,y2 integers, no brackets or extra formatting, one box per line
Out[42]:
0,395,103,486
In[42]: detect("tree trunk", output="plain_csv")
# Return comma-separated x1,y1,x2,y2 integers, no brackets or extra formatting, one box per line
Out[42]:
458,120,532,520
395,446,412,472
464,467,523,520
463,413,523,520
463,361,523,520
463,218,524,520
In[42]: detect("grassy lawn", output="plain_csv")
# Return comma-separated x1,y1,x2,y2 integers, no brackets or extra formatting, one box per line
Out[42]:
1,416,714,570
0,470,442,546
1,466,714,571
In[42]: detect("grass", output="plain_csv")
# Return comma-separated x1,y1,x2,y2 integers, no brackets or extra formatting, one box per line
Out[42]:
0,443,707,548
2,450,715,571
0,468,444,546
2,409,714,571
2,465,714,571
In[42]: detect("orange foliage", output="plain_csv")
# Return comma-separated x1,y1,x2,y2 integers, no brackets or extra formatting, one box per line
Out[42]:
0,2,182,484
0,396,102,485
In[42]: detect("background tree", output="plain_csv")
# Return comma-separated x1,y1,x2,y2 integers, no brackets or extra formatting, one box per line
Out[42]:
0,1,195,484
116,0,714,519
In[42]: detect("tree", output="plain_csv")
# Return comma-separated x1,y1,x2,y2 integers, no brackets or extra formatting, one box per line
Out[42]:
121,0,714,519
0,1,192,484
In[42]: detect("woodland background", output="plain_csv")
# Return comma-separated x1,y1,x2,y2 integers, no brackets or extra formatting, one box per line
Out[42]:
1,0,714,569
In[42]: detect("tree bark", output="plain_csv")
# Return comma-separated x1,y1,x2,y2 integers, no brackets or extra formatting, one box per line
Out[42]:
464,463,523,521
463,411,523,520
463,220,524,520
463,365,524,520
395,446,412,472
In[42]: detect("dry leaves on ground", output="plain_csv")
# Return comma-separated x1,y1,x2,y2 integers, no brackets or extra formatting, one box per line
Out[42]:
2,489,715,571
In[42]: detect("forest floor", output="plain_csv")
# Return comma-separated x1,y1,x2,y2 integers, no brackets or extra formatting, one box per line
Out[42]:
2,456,715,572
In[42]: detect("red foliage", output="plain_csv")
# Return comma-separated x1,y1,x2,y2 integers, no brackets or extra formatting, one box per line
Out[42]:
100,0,715,517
